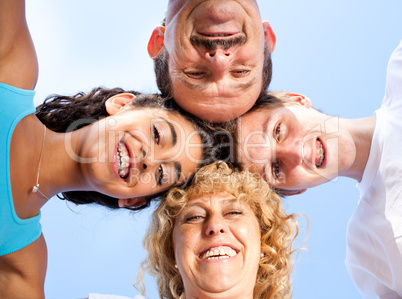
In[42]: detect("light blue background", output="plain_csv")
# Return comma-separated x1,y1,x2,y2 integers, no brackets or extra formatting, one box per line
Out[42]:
26,0,402,298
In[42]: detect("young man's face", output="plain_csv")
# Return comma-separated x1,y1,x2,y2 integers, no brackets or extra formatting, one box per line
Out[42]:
237,97,357,193
148,0,275,122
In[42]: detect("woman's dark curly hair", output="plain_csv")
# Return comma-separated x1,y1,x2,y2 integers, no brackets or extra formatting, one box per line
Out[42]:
35,87,220,211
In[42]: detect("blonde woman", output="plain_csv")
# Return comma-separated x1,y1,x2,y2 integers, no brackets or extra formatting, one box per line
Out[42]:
138,161,300,299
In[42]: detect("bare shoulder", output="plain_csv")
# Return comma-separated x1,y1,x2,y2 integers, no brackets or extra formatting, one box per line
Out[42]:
0,234,47,298
0,0,38,90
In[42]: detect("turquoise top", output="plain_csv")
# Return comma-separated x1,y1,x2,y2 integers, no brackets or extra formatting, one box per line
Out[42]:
0,83,41,256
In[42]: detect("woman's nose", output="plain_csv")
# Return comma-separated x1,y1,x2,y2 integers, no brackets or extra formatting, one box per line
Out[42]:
205,214,227,236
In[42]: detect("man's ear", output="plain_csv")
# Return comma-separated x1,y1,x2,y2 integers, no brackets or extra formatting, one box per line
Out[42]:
281,189,307,196
262,21,276,53
148,25,165,59
286,92,312,108
105,93,136,115
118,198,146,208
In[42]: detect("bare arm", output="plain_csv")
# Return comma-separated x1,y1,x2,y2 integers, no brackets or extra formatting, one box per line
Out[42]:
0,235,47,299
0,0,38,90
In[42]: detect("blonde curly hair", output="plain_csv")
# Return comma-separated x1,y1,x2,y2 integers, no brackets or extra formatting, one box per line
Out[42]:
136,161,299,299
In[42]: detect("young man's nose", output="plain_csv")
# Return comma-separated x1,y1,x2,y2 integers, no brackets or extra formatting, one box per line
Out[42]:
276,140,303,167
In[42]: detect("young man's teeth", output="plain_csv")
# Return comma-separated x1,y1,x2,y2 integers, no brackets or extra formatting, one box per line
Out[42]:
317,140,324,168
200,248,237,260
117,142,130,178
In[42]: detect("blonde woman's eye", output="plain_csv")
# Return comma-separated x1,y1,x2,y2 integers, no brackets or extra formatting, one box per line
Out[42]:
185,215,202,222
226,210,243,216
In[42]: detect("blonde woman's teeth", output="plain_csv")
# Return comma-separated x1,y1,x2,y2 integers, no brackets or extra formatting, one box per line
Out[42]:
200,247,237,260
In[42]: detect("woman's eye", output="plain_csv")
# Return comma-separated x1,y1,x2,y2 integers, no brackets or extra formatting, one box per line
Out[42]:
157,165,164,186
185,215,202,222
226,210,243,216
153,125,160,145
272,161,281,179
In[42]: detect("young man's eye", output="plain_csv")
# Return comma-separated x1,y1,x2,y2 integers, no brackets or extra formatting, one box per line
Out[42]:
153,125,160,145
274,123,281,142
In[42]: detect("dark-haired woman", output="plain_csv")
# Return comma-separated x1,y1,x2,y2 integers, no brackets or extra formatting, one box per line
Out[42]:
0,1,215,297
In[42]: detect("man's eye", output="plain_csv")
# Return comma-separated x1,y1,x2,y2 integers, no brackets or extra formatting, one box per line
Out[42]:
153,125,160,145
275,123,281,142
157,165,164,186
272,161,281,179
232,70,250,76
184,71,205,78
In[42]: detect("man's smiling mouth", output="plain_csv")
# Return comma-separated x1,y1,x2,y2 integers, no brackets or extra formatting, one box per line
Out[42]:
316,138,325,168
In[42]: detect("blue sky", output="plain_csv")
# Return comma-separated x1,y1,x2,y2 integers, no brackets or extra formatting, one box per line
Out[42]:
26,0,402,298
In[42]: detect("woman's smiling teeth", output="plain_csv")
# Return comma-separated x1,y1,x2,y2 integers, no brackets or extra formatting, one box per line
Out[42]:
117,141,130,178
200,247,237,260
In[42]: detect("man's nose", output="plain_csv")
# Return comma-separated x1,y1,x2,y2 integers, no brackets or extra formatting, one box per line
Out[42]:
276,140,303,167
205,48,232,78
242,134,273,173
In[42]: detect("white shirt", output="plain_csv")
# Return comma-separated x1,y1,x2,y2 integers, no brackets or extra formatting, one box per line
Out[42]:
346,41,402,299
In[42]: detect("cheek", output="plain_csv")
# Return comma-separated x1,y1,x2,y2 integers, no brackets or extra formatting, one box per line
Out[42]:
236,223,260,249
173,228,189,263
182,134,203,169
239,220,261,247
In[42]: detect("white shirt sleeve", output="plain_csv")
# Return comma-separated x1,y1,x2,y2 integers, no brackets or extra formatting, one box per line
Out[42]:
384,40,402,107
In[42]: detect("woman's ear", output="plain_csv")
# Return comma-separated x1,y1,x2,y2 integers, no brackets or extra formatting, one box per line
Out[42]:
105,93,136,115
148,25,165,59
262,21,276,53
118,198,146,208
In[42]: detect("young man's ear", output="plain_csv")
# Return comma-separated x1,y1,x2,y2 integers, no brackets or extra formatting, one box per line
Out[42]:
118,198,146,208
286,92,312,108
281,189,307,196
148,25,165,59
105,93,136,115
262,21,276,53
